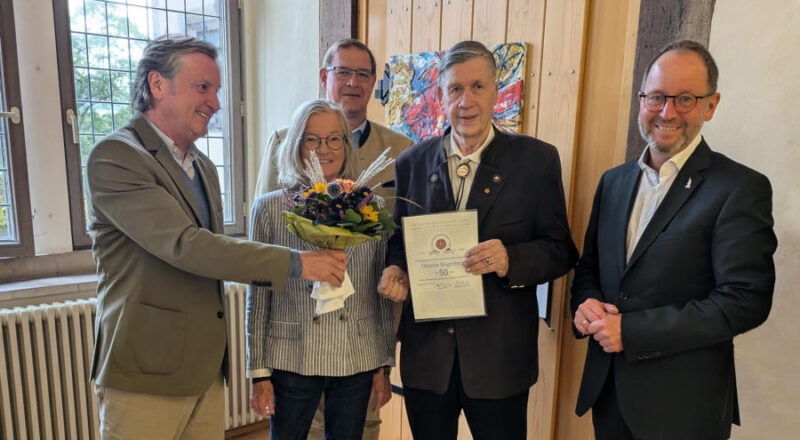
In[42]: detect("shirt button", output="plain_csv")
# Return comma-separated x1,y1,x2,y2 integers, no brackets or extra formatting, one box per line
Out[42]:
217,311,224,319
339,313,349,321
447,327,455,335
620,292,629,301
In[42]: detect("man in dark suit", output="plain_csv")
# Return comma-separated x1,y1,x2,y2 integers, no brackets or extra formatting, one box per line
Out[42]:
379,40,577,439
86,36,346,439
571,40,777,440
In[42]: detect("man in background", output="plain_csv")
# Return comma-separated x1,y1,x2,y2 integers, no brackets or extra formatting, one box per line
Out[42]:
86,36,345,439
572,40,776,440
253,38,413,440
256,38,413,213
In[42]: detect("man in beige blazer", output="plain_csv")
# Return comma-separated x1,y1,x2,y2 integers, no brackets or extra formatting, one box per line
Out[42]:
255,38,413,213
253,38,413,440
86,36,346,439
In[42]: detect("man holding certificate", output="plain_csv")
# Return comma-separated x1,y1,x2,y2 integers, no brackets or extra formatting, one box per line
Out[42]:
379,40,578,439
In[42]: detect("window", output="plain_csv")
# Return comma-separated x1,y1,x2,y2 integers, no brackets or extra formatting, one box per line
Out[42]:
54,0,244,248
0,0,34,257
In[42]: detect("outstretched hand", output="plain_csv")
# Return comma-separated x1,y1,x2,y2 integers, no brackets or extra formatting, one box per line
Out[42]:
300,249,347,286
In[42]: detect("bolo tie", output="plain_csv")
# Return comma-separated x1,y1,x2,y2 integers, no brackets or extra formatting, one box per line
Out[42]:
454,160,471,209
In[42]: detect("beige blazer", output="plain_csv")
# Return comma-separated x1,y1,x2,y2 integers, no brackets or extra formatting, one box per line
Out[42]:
87,113,292,396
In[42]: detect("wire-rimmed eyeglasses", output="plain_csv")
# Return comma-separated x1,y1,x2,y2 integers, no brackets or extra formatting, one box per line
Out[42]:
638,92,715,113
326,66,373,82
301,134,346,151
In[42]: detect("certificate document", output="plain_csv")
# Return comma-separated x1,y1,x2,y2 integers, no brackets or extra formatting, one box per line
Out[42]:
402,210,486,321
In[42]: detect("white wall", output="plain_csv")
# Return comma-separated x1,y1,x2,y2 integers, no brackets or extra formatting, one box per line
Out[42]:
9,0,322,256
13,0,73,255
242,0,321,202
705,1,800,438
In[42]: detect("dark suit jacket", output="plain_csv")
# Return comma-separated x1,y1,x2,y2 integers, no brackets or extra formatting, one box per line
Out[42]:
87,113,292,396
387,128,577,399
571,139,777,439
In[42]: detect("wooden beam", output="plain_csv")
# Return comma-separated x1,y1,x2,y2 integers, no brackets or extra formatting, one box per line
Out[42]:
625,0,716,160
319,0,359,68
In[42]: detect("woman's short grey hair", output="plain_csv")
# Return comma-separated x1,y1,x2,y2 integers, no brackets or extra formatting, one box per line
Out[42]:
132,35,218,112
438,40,497,85
277,100,357,187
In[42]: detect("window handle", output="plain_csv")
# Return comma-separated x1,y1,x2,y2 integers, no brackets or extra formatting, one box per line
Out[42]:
0,106,21,125
66,108,79,144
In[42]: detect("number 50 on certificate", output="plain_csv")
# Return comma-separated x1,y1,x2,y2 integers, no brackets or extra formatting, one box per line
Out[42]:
402,211,486,321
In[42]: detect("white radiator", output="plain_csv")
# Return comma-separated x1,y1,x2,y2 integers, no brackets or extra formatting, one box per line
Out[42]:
0,282,261,440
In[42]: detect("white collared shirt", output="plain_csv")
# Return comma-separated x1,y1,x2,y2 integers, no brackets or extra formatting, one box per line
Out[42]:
626,134,702,261
144,117,199,179
445,127,495,211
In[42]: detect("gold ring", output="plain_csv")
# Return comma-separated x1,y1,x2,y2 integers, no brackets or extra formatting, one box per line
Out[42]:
581,320,589,325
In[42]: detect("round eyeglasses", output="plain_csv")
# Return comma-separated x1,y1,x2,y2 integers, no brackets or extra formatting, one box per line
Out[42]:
301,134,345,151
638,92,714,113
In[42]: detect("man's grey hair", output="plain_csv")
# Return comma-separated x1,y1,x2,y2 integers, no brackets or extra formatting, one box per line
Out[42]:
132,35,218,112
641,39,719,93
438,40,497,85
277,99,358,187
322,38,376,75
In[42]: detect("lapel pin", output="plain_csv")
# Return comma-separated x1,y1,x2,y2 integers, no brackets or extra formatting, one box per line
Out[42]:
430,174,439,183
484,188,490,194
492,174,502,183
685,177,692,189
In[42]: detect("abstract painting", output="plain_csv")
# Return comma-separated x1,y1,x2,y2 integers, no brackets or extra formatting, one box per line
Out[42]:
385,42,526,142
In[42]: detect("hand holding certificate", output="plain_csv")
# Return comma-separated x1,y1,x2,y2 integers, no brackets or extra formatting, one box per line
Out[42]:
402,211,486,321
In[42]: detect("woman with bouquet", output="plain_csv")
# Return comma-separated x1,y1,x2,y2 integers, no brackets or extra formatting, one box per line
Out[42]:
246,99,397,440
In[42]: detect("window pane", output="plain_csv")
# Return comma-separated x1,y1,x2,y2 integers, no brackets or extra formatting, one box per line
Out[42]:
204,0,220,16
109,37,130,70
74,67,91,100
110,71,131,103
167,11,186,34
186,0,203,14
90,69,111,101
68,0,86,33
87,35,110,69
84,0,108,35
107,2,129,37
167,0,184,12
72,33,88,67
65,0,238,231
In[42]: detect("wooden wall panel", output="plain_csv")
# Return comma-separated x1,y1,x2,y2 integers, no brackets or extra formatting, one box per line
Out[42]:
361,0,391,125
387,0,413,56
440,0,474,49
412,0,443,52
506,0,546,137
555,2,640,438
472,0,508,45
528,1,588,439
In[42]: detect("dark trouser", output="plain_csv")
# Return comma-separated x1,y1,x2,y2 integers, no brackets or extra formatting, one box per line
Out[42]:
592,367,639,440
403,357,529,440
269,369,373,440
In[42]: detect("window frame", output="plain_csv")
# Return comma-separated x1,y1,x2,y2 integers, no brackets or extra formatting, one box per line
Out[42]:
53,0,246,250
0,0,34,258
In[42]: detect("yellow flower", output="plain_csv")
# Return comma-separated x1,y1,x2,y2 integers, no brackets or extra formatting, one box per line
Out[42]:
359,204,379,222
313,182,327,193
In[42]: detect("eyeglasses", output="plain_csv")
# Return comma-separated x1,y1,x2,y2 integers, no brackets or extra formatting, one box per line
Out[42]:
638,92,714,113
326,66,373,82
301,134,346,151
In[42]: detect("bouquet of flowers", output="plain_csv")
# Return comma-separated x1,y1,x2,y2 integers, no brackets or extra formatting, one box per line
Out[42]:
283,148,397,314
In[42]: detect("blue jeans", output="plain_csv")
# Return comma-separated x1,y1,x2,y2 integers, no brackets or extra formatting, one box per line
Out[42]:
269,369,373,440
